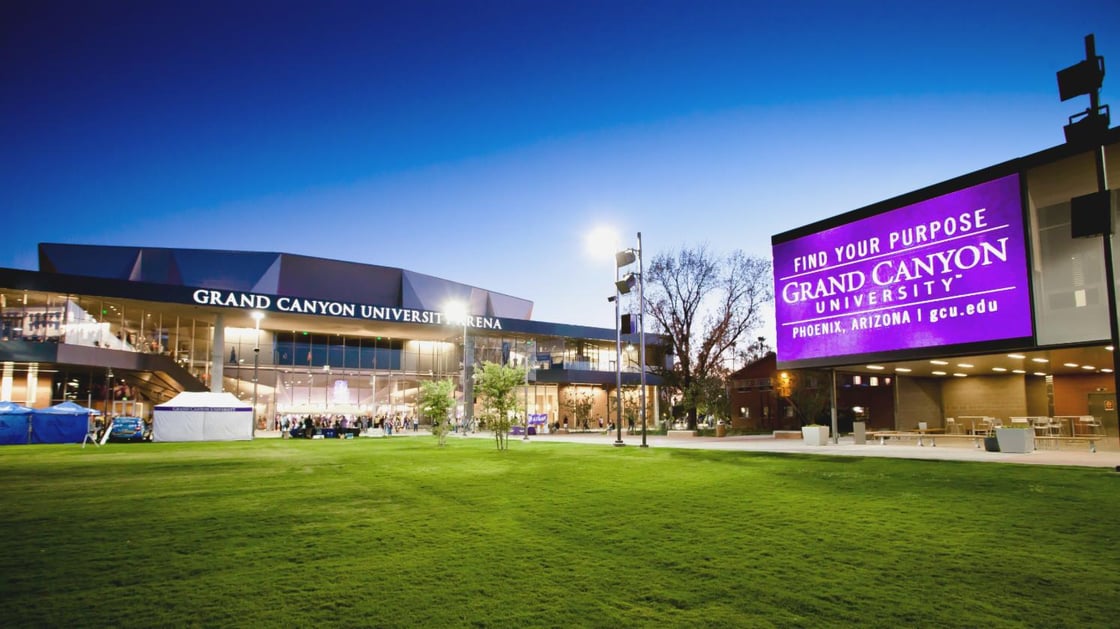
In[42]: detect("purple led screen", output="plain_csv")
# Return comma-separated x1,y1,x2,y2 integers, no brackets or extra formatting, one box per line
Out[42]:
772,173,1032,364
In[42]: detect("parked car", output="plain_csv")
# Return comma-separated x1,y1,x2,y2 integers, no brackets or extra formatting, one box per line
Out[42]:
108,416,150,442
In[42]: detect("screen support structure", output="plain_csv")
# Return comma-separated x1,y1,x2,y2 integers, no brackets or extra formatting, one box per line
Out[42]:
1064,35,1119,446
830,369,838,444
1094,142,1117,447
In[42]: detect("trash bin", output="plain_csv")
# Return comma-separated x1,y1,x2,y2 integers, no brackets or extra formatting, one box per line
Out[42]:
716,421,727,438
852,421,866,445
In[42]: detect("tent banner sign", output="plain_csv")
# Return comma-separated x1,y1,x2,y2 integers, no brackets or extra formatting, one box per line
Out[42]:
772,173,1032,363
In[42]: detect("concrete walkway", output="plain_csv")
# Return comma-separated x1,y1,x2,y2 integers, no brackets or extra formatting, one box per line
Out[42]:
260,428,1120,469
501,431,1120,469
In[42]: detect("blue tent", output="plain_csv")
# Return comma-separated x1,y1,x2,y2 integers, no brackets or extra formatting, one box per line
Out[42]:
0,401,33,445
31,401,94,444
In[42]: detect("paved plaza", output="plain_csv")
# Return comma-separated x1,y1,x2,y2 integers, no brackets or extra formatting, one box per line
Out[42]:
264,428,1120,469
487,430,1120,469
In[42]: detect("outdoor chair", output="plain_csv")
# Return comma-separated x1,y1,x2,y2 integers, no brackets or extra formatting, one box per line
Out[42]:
1036,417,1060,435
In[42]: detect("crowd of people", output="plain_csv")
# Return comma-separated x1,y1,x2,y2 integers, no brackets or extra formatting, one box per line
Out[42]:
275,414,421,438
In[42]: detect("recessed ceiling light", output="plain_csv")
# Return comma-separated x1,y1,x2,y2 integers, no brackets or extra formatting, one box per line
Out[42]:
1063,363,1080,368
992,367,1007,372
1103,368,1114,373
1012,369,1026,374
1033,372,1047,376
1108,346,1115,352
866,365,885,370
1007,354,1026,359
957,363,974,368
895,367,912,373
1032,358,1049,363
931,371,947,376
930,360,949,365
953,373,967,377
1082,365,1096,370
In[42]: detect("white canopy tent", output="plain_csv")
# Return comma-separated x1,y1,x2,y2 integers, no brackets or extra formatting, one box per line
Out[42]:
153,392,253,442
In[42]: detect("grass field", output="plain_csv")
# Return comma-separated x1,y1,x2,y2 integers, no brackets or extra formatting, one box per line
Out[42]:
1,437,1117,628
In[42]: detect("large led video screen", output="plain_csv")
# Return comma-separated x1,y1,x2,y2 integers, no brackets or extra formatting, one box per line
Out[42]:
772,173,1032,365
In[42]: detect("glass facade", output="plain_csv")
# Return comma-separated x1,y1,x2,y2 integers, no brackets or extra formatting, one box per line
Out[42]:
0,286,655,431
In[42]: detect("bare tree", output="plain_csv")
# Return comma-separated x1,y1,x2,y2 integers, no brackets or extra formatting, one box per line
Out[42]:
646,245,772,430
740,336,773,364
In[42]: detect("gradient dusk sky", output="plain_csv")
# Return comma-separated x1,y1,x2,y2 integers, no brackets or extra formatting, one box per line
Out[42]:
3,0,1118,336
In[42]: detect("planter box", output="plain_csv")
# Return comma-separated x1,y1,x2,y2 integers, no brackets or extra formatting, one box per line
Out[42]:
995,427,1034,453
801,425,829,446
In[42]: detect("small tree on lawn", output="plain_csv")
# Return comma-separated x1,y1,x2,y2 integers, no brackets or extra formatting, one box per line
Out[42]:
474,361,527,451
419,379,456,446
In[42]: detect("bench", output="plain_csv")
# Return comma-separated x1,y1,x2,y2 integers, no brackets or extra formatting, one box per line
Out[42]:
1033,435,1105,453
868,431,982,448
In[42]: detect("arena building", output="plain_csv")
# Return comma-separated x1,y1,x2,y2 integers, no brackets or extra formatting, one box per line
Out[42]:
0,244,664,432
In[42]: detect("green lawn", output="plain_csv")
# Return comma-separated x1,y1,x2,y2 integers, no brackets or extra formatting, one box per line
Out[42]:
1,437,1116,628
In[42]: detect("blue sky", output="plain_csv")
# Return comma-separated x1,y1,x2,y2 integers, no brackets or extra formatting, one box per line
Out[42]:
3,0,1119,336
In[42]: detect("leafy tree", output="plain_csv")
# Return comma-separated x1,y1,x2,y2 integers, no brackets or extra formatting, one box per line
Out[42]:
418,379,456,446
646,245,773,429
606,386,646,433
562,389,594,430
473,361,527,450
691,374,729,423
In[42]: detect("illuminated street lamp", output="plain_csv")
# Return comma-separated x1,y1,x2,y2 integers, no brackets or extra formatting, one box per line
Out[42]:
608,286,624,447
251,310,264,437
445,301,471,434
616,232,648,448
105,367,114,419
523,338,534,442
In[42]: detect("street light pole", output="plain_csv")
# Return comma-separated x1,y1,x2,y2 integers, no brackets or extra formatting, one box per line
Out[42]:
523,338,533,441
446,302,472,436
613,262,625,447
251,311,263,437
104,367,113,421
637,231,648,448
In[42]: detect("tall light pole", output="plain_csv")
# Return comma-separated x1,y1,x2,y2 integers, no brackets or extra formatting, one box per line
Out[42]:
616,233,648,447
251,310,264,437
611,272,624,447
445,301,471,434
104,367,113,420
637,232,648,449
523,338,533,441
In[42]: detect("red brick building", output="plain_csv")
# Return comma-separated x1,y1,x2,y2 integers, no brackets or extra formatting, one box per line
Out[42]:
728,352,897,432
727,353,794,431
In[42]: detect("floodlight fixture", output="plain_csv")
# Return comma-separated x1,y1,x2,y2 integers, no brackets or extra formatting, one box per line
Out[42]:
1058,55,1105,101
1064,105,1111,145
616,249,637,268
616,273,637,295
